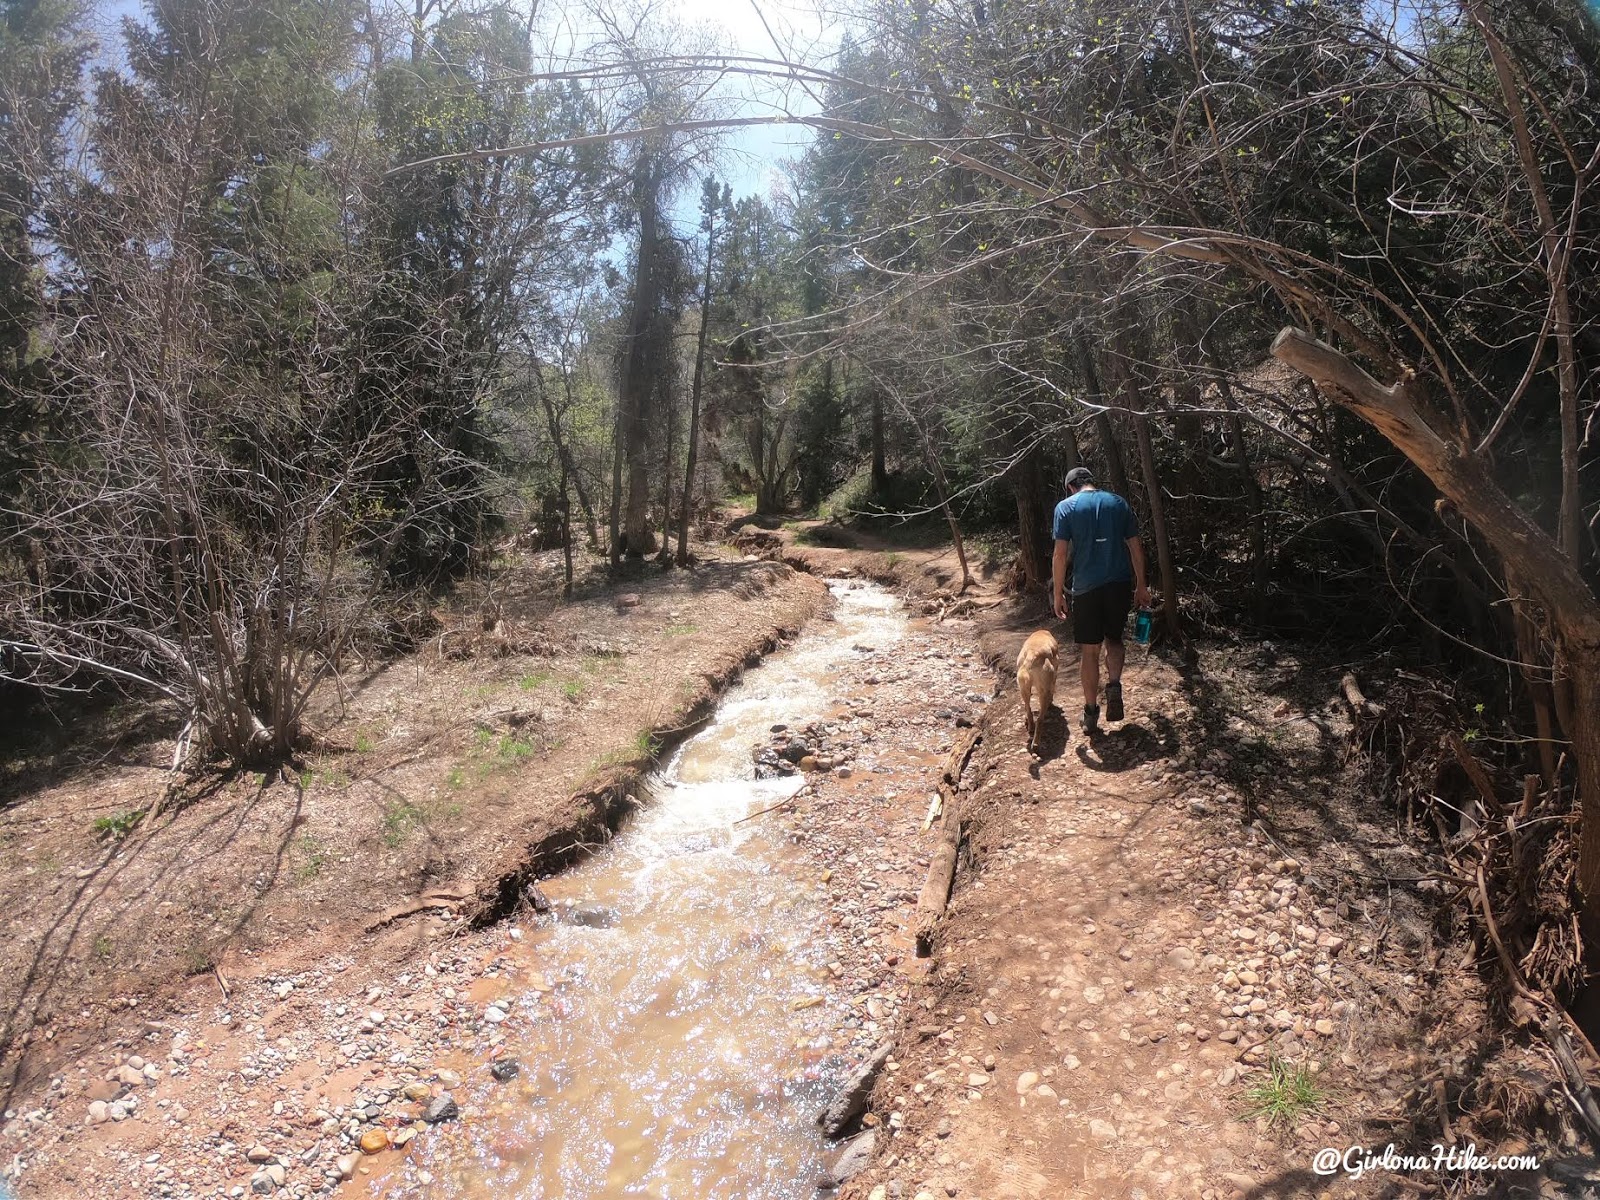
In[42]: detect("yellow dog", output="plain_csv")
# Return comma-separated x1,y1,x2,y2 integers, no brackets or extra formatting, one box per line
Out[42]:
1016,630,1059,753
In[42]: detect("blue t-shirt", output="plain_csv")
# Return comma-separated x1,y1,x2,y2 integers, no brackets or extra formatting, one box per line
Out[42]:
1052,489,1137,594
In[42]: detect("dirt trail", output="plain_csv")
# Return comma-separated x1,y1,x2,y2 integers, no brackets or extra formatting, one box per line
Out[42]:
836,610,1546,1200
848,648,1346,1199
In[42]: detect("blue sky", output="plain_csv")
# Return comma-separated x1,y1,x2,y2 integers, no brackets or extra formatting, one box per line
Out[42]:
93,0,823,204
674,0,826,200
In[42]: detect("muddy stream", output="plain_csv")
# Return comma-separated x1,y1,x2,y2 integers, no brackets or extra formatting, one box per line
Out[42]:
369,580,909,1199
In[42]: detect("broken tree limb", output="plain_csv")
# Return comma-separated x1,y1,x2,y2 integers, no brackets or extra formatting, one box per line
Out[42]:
1446,730,1503,818
365,888,472,932
1270,328,1600,655
1546,1011,1600,1155
914,819,962,957
733,785,808,825
1339,673,1381,719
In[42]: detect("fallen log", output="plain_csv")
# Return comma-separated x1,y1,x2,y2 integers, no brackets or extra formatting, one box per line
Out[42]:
914,819,962,957
1340,672,1382,718
941,726,983,790
816,1041,892,1137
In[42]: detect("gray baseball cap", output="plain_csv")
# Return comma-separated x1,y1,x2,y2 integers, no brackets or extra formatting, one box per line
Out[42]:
1064,467,1095,490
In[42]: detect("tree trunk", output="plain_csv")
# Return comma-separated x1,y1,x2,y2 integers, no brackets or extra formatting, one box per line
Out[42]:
1094,413,1131,500
658,376,675,563
607,389,623,567
571,462,601,551
558,467,573,599
535,369,576,597
1131,411,1179,634
1211,369,1269,618
1505,564,1561,788
871,390,888,495
1011,443,1047,594
620,169,661,557
1075,338,1130,496
678,201,717,567
1272,327,1600,906
919,432,973,592
1063,422,1082,474
1103,342,1177,633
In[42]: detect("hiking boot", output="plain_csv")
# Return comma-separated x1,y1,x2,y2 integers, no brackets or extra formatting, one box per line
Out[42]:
1082,703,1100,735
1105,680,1124,723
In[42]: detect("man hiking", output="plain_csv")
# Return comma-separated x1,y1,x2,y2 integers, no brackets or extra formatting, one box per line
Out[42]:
1051,466,1152,735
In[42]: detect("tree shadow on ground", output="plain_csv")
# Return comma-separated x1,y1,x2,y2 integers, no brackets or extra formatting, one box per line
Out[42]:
0,695,188,818
0,772,301,1108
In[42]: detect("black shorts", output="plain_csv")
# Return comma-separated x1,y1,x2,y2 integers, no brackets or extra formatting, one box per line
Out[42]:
1072,580,1133,645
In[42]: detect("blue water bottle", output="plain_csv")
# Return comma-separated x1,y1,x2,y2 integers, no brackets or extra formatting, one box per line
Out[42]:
1133,607,1154,645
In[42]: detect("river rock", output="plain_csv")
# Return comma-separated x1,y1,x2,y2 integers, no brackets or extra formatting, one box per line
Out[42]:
249,1164,285,1193
568,906,617,929
336,1154,358,1181
780,739,811,763
423,1094,460,1124
823,1129,877,1188
817,1042,892,1137
359,1129,389,1154
490,1059,521,1082
403,1083,431,1102
247,1145,273,1163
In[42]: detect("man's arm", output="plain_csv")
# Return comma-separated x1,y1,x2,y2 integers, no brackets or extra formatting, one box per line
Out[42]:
1126,536,1152,609
1053,539,1071,619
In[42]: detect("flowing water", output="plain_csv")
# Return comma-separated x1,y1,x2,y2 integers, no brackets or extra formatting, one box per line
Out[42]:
385,580,908,1200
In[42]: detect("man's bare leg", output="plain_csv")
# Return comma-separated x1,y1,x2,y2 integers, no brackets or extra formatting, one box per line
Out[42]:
1104,637,1126,721
1105,637,1125,685
1080,642,1100,706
